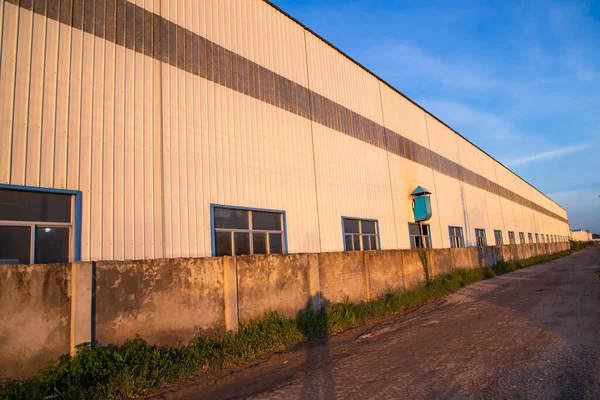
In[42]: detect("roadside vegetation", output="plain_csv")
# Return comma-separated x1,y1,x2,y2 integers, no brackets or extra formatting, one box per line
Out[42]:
1,242,595,399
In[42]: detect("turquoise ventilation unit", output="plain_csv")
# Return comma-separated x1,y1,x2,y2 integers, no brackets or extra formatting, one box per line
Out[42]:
411,186,432,222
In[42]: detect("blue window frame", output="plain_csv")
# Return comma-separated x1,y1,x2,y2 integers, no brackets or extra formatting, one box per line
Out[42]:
342,217,380,251
475,228,487,247
409,223,432,249
0,184,82,264
494,230,504,246
449,226,464,248
210,204,287,257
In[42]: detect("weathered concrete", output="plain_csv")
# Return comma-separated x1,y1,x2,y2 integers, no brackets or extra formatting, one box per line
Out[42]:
498,246,511,261
451,247,479,269
71,262,93,354
0,241,577,379
95,257,226,347
428,249,453,277
308,254,321,311
318,252,367,305
223,257,238,334
542,244,550,255
364,250,404,300
509,245,519,261
0,264,71,379
237,254,311,323
476,246,498,267
401,250,426,290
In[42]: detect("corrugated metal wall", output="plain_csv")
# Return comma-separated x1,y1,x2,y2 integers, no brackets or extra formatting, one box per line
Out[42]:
0,0,570,261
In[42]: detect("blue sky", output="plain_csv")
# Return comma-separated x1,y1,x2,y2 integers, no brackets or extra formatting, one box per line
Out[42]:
272,0,600,235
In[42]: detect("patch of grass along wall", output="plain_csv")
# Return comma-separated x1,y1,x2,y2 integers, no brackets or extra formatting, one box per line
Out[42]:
0,247,590,400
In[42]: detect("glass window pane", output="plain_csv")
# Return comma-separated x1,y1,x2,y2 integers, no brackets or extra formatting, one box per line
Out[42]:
35,227,69,264
253,233,267,255
370,235,377,250
343,219,359,234
362,221,376,234
425,236,432,248
268,233,283,254
362,235,370,251
234,232,251,255
408,223,420,236
353,235,360,251
214,208,249,230
422,224,429,236
252,211,281,231
215,231,232,256
0,189,71,223
0,225,31,264
344,235,353,251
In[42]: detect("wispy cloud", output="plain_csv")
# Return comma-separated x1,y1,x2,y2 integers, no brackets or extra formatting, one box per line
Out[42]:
416,99,521,142
507,144,588,166
356,41,501,90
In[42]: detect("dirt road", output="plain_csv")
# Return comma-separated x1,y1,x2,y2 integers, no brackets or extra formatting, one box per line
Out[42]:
154,245,600,399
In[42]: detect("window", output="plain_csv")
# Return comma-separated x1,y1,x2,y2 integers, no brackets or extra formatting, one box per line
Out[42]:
508,231,516,245
546,234,549,243
408,223,431,249
0,188,75,264
535,233,539,243
448,226,464,248
494,230,504,246
343,218,379,251
519,232,525,244
528,233,533,244
475,228,487,247
212,206,285,256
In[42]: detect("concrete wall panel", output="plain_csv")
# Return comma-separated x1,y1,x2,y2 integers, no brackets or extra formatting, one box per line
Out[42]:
0,264,71,380
429,248,453,277
237,253,311,323
451,247,479,269
318,251,367,305
95,258,226,347
365,250,405,300
401,250,427,290
476,246,498,267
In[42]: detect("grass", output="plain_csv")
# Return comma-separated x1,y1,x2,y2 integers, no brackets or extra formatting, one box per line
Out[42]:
1,242,595,399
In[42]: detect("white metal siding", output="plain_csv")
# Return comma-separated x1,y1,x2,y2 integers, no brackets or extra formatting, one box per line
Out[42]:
0,0,571,261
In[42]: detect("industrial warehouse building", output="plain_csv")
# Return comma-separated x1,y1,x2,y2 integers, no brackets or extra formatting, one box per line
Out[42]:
0,0,570,264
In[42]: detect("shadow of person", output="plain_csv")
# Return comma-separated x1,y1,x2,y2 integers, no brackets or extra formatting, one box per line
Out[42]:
297,293,336,400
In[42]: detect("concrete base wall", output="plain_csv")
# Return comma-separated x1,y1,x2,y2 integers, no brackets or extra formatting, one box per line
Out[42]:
318,251,367,305
0,264,71,379
401,250,427,290
365,250,405,300
450,248,479,269
237,254,311,323
428,249,453,278
0,241,574,379
95,258,227,347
